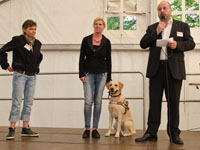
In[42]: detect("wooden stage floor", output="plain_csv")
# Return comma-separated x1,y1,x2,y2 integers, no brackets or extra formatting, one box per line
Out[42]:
0,127,200,150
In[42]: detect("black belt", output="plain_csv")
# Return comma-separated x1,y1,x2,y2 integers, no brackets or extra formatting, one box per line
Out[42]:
160,60,168,64
14,70,36,76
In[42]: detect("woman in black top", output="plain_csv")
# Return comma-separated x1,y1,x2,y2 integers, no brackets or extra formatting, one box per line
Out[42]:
79,18,112,138
0,19,43,140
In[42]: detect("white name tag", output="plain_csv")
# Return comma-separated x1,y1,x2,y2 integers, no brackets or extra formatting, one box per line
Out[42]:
24,44,32,51
177,32,183,37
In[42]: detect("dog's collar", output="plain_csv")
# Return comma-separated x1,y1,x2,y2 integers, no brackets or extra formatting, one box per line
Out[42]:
111,93,121,97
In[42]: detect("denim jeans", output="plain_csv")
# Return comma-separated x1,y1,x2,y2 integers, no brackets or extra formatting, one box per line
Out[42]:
83,72,107,129
9,71,36,122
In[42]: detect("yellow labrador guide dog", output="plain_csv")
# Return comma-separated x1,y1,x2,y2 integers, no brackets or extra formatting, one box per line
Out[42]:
105,81,136,138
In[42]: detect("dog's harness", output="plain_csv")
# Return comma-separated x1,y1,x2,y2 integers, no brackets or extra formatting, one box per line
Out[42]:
109,100,129,115
108,91,129,115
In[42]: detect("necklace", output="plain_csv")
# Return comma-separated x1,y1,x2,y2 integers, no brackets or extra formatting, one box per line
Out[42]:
93,35,102,43
93,38,101,43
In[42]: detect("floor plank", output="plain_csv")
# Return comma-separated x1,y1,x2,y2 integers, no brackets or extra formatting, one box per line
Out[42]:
0,127,199,150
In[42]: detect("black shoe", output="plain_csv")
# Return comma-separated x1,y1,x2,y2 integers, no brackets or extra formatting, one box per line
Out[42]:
135,133,157,142
92,130,100,138
6,127,15,140
21,128,39,137
170,135,184,145
82,130,90,138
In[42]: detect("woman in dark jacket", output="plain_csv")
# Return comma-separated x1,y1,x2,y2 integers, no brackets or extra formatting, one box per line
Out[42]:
79,17,112,139
0,19,43,140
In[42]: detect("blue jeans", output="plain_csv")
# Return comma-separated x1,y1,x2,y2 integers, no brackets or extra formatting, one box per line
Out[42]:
9,71,36,122
83,73,107,129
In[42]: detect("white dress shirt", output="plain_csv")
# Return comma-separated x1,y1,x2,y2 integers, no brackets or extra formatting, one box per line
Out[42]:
160,18,173,60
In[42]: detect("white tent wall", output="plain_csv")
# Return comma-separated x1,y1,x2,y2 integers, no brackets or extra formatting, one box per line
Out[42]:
0,0,200,131
0,0,104,44
0,0,149,44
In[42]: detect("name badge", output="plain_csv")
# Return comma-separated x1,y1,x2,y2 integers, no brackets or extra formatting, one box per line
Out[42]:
177,32,183,37
24,44,32,51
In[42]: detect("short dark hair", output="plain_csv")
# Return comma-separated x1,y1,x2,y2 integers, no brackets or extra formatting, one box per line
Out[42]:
158,1,171,9
22,19,37,29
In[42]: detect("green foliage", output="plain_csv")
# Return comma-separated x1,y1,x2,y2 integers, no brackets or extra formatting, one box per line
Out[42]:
185,14,200,27
186,0,199,10
171,0,182,11
107,17,120,30
171,0,200,27
123,16,137,30
172,14,182,21
171,0,199,11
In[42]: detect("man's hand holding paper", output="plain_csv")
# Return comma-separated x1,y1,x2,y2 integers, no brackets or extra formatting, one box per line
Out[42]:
156,37,174,47
167,40,177,49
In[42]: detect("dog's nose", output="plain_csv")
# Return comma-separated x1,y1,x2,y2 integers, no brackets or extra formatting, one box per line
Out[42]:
110,88,114,92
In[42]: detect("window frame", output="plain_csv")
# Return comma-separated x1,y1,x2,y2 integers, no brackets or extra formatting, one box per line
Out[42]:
171,0,200,27
104,0,145,31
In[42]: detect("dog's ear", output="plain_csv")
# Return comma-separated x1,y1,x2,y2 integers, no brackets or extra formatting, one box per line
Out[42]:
106,81,111,89
118,82,124,89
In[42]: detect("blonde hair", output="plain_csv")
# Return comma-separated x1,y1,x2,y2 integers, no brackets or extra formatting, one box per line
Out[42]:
93,17,106,27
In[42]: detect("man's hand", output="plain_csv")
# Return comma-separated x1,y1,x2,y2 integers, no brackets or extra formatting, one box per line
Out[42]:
168,41,177,49
156,21,166,35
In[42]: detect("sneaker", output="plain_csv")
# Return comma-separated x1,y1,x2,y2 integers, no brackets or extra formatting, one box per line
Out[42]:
82,130,90,138
6,127,15,140
21,128,39,137
92,130,100,138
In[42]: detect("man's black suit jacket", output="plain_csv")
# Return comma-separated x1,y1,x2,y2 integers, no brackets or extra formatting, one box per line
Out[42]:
140,19,195,80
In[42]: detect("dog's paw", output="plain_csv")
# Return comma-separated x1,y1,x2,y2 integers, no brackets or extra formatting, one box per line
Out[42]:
110,131,116,136
123,133,132,137
114,133,120,138
105,132,111,137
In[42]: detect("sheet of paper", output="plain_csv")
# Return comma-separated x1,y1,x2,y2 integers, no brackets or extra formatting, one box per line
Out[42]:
156,38,174,47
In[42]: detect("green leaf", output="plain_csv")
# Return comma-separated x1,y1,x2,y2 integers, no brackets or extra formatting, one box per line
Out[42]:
123,16,137,30
107,17,120,30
